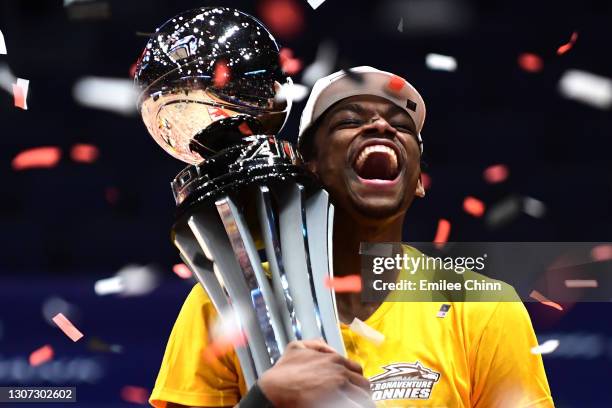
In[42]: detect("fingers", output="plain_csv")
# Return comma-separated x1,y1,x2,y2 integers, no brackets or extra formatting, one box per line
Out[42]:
299,339,337,353
346,369,371,392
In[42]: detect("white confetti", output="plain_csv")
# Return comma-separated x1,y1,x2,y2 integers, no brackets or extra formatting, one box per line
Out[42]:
0,29,7,54
349,318,385,346
115,264,160,297
523,196,547,218
307,0,326,10
94,276,124,296
564,279,598,288
558,69,612,110
275,82,309,104
397,17,404,33
0,63,17,94
301,41,337,87
530,339,559,355
73,76,138,116
425,53,457,72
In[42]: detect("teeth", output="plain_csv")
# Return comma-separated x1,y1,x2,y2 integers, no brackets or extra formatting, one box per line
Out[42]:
355,145,398,172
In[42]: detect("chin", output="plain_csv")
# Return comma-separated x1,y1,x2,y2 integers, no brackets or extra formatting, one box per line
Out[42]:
348,191,408,222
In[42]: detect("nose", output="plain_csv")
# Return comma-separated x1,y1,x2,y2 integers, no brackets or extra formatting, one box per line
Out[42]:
362,116,397,137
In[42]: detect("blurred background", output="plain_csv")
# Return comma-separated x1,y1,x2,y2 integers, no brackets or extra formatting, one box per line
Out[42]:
0,0,611,406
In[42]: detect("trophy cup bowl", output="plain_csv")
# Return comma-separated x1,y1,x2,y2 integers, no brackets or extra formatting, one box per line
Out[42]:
135,7,345,388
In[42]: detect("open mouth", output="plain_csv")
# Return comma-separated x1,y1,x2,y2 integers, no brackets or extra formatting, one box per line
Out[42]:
353,144,400,181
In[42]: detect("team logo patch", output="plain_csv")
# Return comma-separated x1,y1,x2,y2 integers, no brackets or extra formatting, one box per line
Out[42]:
369,361,441,401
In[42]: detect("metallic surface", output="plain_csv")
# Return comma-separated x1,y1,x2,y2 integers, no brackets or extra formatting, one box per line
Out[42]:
135,7,291,164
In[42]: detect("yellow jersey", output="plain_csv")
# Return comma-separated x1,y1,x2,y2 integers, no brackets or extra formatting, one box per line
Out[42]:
149,280,553,407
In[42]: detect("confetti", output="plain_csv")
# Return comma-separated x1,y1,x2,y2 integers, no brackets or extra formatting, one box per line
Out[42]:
485,196,521,228
258,0,305,39
463,196,485,218
275,82,309,103
591,244,612,262
433,219,451,247
558,69,612,110
425,53,457,72
88,337,123,353
238,122,253,135
172,263,192,279
70,143,99,163
397,17,404,33
564,279,598,288
0,29,7,54
529,290,563,311
349,318,385,345
557,31,578,55
531,339,559,355
73,76,138,115
12,78,29,110
115,264,160,297
52,313,84,342
12,147,61,171
94,276,124,295
213,60,230,88
387,75,406,93
518,53,543,73
523,196,547,218
324,275,362,293
120,386,149,405
42,296,79,326
279,48,303,75
483,164,509,184
307,0,326,9
29,345,54,367
420,172,431,190
302,41,337,87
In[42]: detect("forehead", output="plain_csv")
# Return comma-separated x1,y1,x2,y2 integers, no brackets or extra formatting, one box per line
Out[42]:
324,95,412,120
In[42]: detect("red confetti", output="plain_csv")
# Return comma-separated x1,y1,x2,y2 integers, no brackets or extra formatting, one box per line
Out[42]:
387,75,405,93
52,313,84,342
324,275,362,293
463,196,486,217
29,345,54,367
129,62,138,78
518,53,543,73
433,219,451,247
213,60,230,88
12,147,61,171
258,0,305,40
120,386,149,405
105,187,120,204
530,290,563,311
172,263,192,279
13,84,26,109
483,164,509,184
557,31,578,55
420,172,431,190
591,244,612,262
279,48,303,75
70,144,99,163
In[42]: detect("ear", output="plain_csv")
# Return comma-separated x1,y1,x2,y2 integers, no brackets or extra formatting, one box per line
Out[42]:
415,176,426,198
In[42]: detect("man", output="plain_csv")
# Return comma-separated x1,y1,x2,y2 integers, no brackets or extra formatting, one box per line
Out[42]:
150,66,554,407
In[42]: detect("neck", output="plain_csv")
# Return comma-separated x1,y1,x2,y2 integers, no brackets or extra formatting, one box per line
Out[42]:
332,209,404,323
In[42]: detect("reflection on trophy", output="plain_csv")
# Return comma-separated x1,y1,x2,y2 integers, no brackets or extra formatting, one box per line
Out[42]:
134,7,345,387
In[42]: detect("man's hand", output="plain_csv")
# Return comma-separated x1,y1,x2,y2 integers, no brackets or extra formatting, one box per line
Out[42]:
258,339,374,408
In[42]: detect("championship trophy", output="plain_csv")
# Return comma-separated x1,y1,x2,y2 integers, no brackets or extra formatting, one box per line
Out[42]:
134,7,345,387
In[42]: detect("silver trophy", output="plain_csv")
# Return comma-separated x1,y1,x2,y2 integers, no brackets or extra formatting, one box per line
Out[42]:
135,7,345,387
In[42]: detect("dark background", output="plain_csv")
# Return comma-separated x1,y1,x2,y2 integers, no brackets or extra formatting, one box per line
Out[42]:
0,0,610,406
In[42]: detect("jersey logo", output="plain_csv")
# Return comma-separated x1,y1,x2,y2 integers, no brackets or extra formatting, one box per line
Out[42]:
369,361,441,401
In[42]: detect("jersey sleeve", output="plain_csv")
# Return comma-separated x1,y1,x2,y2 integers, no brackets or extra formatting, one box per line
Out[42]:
470,297,554,408
149,283,245,408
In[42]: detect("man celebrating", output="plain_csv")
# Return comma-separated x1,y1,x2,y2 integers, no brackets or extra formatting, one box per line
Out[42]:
150,67,554,407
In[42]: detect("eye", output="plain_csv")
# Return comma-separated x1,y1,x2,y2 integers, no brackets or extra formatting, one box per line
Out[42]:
334,119,363,129
392,123,415,134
